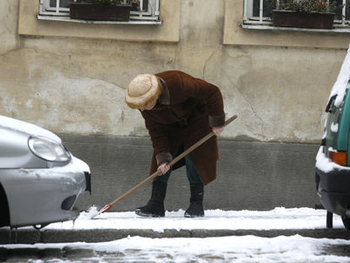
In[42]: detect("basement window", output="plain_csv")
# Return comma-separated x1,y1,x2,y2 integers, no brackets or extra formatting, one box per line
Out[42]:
242,0,350,29
38,0,161,24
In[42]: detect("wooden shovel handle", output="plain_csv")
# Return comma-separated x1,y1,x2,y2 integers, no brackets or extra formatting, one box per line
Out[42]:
103,115,237,211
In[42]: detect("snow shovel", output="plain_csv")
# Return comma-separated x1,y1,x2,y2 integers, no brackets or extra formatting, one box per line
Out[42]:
94,114,238,218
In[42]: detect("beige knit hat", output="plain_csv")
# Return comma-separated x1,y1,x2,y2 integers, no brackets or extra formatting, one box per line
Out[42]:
125,74,161,109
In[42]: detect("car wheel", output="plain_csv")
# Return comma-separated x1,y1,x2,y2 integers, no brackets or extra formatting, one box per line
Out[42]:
0,183,10,227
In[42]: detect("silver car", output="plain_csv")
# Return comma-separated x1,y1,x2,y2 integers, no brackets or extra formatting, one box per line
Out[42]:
0,115,91,228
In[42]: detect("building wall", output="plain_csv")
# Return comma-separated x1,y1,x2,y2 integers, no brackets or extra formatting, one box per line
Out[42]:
63,134,320,212
1,0,348,143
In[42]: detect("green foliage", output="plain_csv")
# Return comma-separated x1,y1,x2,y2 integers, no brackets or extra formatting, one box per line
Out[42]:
270,0,341,13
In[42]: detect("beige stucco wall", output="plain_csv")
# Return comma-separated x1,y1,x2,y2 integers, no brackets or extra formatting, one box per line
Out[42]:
1,0,349,143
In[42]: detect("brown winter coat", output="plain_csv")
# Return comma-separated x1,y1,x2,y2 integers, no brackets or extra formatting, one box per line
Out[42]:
141,70,225,185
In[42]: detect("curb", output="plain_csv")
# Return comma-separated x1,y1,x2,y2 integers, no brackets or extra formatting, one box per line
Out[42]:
0,228,349,244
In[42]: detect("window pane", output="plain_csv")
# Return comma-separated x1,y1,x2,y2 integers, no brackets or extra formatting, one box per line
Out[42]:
49,0,69,8
332,0,350,20
253,0,277,17
142,0,149,12
252,0,259,16
131,0,149,12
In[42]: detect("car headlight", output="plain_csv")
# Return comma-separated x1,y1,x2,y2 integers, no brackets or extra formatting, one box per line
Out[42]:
28,136,71,162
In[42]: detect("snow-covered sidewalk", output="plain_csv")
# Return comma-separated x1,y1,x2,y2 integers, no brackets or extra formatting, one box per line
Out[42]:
48,207,344,232
1,207,350,262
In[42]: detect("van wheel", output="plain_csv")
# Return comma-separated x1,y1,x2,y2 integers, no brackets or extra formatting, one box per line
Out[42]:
0,183,10,226
341,216,350,233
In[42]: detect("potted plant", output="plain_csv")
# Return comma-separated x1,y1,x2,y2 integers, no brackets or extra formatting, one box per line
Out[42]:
69,0,139,21
270,0,340,29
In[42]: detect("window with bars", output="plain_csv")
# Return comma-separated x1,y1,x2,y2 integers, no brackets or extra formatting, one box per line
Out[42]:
39,0,160,21
243,0,350,27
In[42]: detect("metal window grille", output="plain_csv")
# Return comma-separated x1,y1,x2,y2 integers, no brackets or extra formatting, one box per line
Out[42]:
39,0,160,21
243,0,350,26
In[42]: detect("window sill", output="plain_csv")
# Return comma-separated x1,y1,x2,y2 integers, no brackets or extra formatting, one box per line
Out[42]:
37,14,162,25
241,23,350,34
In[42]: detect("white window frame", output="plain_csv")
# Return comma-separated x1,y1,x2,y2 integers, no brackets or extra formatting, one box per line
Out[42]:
39,0,70,16
130,0,160,21
38,0,160,22
243,0,350,28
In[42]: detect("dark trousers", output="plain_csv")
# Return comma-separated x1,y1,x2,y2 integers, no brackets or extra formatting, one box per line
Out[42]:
154,145,203,185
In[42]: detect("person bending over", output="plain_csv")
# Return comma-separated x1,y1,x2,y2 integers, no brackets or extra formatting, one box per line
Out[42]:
125,70,225,218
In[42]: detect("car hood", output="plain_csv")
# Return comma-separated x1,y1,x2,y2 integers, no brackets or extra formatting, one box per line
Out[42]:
0,115,61,143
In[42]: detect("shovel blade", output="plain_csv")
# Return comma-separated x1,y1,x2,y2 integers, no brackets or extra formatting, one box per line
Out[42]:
99,204,112,214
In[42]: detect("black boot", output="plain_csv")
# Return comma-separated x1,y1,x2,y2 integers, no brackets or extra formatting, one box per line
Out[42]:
135,181,167,217
184,184,204,218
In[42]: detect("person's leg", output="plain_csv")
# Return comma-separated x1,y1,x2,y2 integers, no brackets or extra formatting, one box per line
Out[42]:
135,167,171,217
184,154,204,217
135,142,184,218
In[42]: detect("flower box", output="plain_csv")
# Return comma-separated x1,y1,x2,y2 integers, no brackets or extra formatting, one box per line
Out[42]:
273,10,335,29
69,2,132,21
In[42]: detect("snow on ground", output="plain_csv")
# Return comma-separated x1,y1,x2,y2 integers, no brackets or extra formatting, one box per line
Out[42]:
4,235,350,263
2,208,350,262
46,207,344,232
